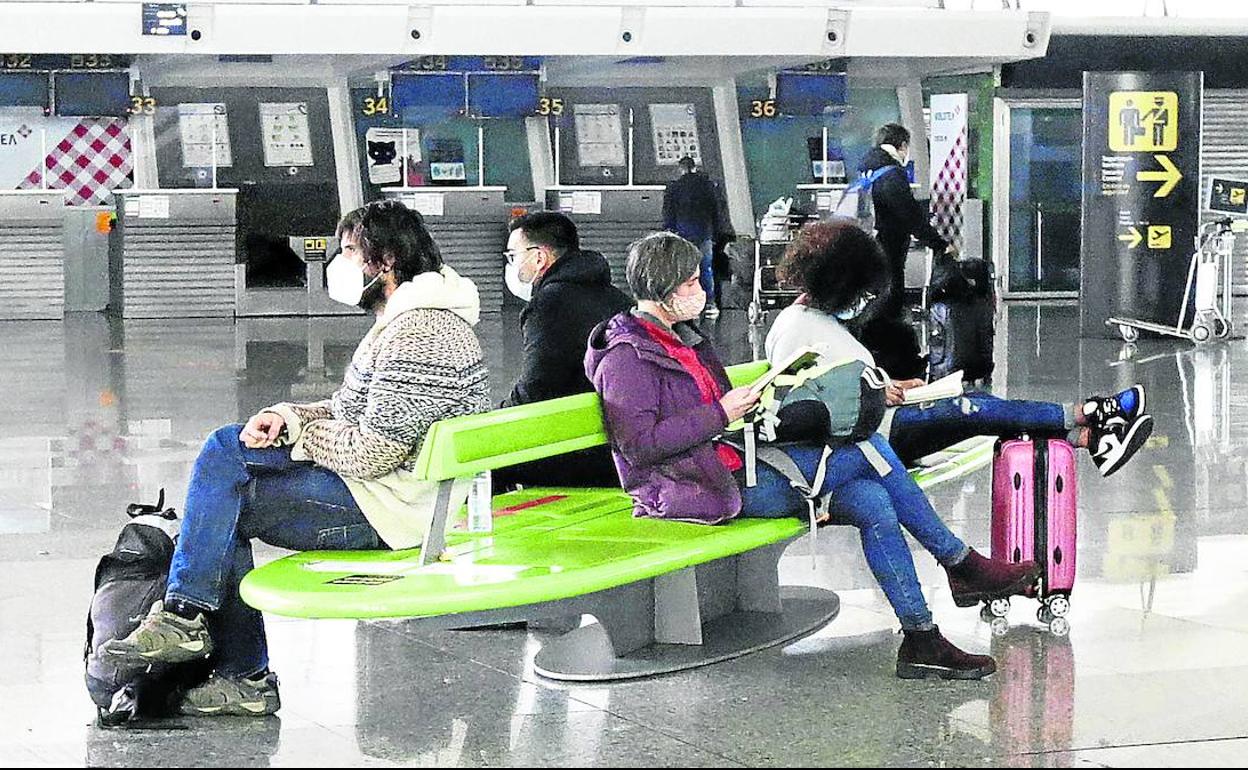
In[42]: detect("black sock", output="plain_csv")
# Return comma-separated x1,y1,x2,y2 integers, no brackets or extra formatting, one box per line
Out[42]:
165,597,205,620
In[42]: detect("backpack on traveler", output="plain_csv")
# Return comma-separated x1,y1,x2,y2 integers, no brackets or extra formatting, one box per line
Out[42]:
730,353,889,532
84,490,209,726
831,166,904,233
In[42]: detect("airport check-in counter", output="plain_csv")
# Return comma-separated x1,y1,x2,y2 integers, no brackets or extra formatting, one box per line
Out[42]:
543,186,665,294
0,190,67,320
234,234,360,318
111,190,239,319
381,187,513,314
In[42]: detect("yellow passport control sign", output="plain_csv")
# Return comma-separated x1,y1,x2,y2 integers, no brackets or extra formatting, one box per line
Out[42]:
1109,91,1179,152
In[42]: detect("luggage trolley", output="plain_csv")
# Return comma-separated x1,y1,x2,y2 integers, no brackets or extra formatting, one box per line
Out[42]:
1109,177,1248,345
748,201,815,325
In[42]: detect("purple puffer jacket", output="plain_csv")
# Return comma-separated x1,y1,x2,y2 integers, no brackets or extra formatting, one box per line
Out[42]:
584,312,741,524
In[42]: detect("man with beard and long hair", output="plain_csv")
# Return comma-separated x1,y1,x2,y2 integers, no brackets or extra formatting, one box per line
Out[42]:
102,200,490,716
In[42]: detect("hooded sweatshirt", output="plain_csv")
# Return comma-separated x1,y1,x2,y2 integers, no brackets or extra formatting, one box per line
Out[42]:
263,265,491,549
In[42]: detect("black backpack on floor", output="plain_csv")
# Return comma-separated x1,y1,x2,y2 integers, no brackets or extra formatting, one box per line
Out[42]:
84,490,210,726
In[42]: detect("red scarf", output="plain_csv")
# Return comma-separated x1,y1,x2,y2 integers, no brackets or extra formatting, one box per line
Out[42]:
639,319,743,472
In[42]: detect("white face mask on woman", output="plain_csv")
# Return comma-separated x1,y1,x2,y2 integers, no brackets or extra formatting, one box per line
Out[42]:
326,256,384,307
664,287,708,323
834,292,875,321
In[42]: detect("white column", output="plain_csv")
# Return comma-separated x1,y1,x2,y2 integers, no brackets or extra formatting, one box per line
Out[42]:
897,80,929,192
525,115,555,203
328,82,364,213
712,77,754,235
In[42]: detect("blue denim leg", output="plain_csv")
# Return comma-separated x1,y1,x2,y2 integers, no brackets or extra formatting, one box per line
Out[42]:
739,436,969,629
698,239,716,301
889,392,1070,466
166,424,380,677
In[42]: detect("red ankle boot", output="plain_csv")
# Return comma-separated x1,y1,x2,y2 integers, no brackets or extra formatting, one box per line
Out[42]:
896,626,996,680
946,549,1041,608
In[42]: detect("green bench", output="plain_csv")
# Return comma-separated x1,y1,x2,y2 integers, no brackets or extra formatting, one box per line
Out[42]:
241,362,994,681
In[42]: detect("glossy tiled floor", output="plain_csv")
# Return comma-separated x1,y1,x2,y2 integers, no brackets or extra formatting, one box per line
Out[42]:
3,303,1248,767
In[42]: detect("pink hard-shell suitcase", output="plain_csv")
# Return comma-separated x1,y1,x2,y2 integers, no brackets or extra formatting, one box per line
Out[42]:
988,437,1077,634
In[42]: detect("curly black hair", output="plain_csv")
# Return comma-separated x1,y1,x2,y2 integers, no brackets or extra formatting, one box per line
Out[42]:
777,219,890,316
336,200,443,284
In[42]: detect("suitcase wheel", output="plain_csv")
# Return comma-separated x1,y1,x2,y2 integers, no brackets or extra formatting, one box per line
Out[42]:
1047,595,1071,618
985,597,1011,619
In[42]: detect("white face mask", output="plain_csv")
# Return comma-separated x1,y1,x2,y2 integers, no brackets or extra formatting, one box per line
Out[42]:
505,261,534,303
834,292,875,321
326,256,384,307
664,288,707,322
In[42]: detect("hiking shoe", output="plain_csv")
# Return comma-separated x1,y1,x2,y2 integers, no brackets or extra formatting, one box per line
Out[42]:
946,549,1041,608
1090,412,1154,478
1083,386,1145,430
179,671,281,717
897,626,996,681
101,601,213,666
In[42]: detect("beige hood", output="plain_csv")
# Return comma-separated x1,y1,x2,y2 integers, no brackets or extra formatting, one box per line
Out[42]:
376,265,481,331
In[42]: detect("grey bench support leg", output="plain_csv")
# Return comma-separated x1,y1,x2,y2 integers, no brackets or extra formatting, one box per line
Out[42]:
419,480,456,567
532,540,839,682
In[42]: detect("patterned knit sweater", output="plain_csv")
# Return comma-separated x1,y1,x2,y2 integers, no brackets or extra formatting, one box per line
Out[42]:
265,267,490,549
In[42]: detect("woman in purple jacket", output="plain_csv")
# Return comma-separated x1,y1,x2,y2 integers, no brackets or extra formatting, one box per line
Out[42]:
585,232,1038,681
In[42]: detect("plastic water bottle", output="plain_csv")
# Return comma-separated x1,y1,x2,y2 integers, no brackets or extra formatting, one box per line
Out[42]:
467,470,493,533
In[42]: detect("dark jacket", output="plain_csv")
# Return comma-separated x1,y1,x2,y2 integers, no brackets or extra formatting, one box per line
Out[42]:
858,147,948,264
585,312,740,524
504,248,632,408
496,248,632,490
663,171,721,244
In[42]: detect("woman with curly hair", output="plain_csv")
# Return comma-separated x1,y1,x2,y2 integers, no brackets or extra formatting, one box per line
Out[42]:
766,219,1153,478
587,231,1049,681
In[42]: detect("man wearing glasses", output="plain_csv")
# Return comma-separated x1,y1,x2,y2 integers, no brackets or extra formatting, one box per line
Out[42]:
497,211,632,488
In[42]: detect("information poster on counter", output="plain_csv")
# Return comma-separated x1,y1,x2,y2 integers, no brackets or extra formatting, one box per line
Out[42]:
178,103,232,168
650,103,701,166
259,102,313,168
364,127,420,186
574,104,626,168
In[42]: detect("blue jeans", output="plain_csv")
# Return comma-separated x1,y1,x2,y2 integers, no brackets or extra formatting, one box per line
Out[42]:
698,239,716,303
889,393,1071,466
739,435,969,630
167,425,381,677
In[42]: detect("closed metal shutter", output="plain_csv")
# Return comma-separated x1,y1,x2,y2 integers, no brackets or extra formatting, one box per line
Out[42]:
115,192,237,318
1202,91,1248,294
574,220,665,293
544,188,666,296
0,192,66,320
425,220,507,315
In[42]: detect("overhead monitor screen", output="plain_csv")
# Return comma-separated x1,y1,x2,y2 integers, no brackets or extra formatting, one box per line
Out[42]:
0,71,48,109
392,73,466,122
54,71,131,117
775,72,848,117
467,73,540,118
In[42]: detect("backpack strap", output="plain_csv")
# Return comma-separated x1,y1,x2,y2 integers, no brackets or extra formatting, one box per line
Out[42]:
754,445,835,570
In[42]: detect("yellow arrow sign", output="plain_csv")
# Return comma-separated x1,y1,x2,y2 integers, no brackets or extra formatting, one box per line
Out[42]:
1118,226,1143,249
1137,154,1182,198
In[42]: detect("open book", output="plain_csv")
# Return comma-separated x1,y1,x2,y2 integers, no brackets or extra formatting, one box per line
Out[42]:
750,346,821,396
902,371,965,405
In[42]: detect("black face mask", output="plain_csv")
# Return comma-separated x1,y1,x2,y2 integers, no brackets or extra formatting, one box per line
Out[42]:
358,268,389,312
